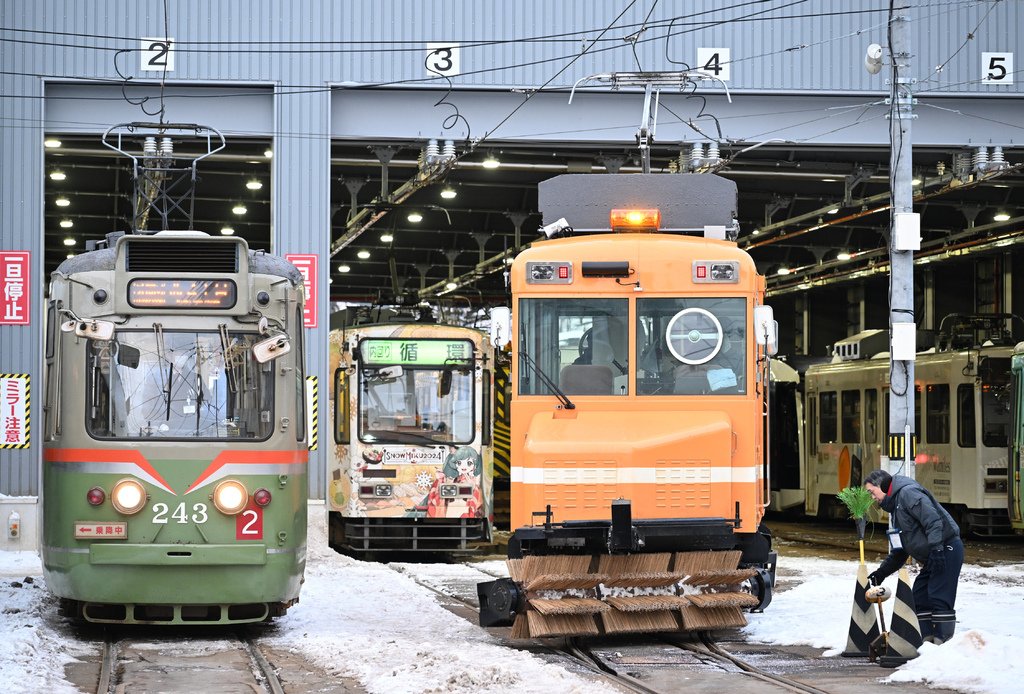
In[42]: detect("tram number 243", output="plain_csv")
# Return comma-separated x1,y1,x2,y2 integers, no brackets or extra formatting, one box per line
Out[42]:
150,502,264,539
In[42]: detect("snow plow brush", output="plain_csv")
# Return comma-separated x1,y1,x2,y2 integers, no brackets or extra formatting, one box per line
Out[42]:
478,550,763,638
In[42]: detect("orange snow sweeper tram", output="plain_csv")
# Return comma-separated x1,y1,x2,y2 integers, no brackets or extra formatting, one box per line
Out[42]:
478,173,779,638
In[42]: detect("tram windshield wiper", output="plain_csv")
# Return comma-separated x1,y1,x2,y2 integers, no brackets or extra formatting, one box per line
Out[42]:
519,349,575,410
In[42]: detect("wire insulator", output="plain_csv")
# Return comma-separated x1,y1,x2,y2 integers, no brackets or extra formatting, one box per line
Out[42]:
143,137,157,156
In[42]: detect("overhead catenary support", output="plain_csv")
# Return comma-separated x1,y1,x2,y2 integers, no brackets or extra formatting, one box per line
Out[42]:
885,7,918,480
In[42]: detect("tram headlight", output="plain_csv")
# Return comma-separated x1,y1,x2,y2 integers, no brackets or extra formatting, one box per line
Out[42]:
213,480,249,515
110,479,147,515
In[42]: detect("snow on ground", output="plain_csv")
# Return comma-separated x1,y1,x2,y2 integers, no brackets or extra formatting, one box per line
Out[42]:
2,507,1022,694
742,556,1024,694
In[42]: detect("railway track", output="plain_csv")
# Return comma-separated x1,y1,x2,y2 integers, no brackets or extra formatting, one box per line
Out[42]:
388,560,841,694
94,629,286,694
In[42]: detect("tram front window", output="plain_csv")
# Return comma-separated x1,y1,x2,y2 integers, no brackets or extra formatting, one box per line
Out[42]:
981,357,1012,447
517,298,629,396
637,297,746,395
359,366,474,444
86,330,274,440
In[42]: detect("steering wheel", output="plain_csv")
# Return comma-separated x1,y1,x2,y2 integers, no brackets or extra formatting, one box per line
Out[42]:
578,328,593,358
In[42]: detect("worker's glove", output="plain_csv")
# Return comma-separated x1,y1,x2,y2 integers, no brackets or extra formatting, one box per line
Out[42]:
867,571,881,586
929,545,946,573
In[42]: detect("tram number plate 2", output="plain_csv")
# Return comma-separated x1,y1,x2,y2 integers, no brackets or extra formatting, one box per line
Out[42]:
236,505,263,540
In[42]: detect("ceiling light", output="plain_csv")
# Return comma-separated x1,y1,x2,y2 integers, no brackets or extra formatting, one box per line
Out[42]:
912,177,922,186
245,179,263,190
49,170,66,181
380,233,394,243
752,229,761,236
338,264,351,273
232,204,247,215
59,219,73,228
62,236,75,246
66,253,75,259
220,226,235,235
445,281,458,290
407,212,423,223
44,138,61,148
821,178,837,183
482,155,500,169
357,250,370,259
440,187,457,199
776,267,791,276
264,148,273,158
837,251,852,261
826,207,839,215
55,197,70,207
993,212,1011,222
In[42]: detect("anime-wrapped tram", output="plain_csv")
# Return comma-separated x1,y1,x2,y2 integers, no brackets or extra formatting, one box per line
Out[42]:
478,173,779,638
42,231,308,624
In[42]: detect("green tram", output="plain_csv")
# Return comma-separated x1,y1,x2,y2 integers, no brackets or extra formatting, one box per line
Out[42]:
42,232,308,624
328,319,500,555
1010,341,1024,533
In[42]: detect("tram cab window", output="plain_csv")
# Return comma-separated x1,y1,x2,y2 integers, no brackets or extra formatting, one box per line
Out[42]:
819,392,837,443
957,383,976,448
86,330,274,440
635,297,746,395
359,359,475,445
518,298,628,396
841,390,861,443
926,384,951,444
865,389,878,443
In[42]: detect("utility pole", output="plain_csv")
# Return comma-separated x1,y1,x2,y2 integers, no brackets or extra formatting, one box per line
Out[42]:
885,8,921,480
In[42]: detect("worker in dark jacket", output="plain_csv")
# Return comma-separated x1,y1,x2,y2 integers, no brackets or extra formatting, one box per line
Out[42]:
864,469,964,644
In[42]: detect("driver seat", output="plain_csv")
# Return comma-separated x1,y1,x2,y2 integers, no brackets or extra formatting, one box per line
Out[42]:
559,364,614,395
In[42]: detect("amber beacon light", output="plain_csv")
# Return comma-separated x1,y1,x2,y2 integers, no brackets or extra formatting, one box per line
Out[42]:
610,208,661,232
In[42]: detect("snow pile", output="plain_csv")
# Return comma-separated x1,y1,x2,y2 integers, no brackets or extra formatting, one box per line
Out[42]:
0,553,80,694
743,556,1024,694
263,509,615,694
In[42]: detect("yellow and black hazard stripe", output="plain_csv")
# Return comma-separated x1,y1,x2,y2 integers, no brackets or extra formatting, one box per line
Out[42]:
492,362,511,479
0,374,30,449
306,375,318,451
887,432,916,461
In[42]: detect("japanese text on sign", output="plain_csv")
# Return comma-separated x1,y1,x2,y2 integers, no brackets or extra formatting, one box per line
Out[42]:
0,251,30,325
0,374,29,448
285,254,318,328
127,279,237,309
361,339,473,367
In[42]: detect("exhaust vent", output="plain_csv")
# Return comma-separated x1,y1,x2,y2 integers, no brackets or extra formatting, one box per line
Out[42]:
125,239,238,273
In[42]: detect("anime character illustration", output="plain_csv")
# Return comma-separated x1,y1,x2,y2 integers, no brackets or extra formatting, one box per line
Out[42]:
419,446,484,518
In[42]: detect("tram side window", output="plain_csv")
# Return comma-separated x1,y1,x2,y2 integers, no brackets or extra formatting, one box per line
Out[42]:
334,368,350,444
926,384,950,444
865,389,878,443
957,383,976,448
819,391,837,443
808,396,817,455
841,390,861,443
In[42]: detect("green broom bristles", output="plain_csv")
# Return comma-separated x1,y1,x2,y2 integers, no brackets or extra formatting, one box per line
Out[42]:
836,485,874,519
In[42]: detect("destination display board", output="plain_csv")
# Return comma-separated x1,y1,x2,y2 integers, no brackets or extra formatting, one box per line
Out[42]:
127,279,237,308
360,338,473,366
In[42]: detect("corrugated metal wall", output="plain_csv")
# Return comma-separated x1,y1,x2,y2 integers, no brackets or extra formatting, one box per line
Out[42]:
2,0,1022,497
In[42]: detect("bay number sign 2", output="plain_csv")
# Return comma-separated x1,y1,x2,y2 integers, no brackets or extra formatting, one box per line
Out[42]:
140,37,175,72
